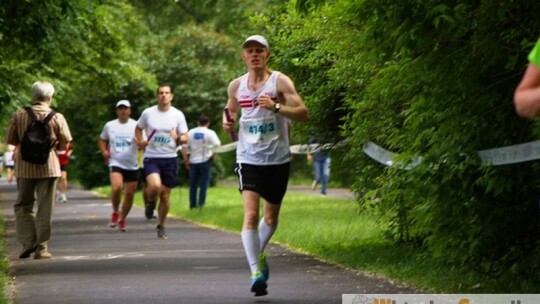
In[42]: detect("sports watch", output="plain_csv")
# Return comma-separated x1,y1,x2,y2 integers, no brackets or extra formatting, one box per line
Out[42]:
273,103,281,113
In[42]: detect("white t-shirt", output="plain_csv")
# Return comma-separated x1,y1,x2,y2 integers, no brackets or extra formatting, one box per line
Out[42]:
185,126,221,164
99,118,139,170
137,105,188,158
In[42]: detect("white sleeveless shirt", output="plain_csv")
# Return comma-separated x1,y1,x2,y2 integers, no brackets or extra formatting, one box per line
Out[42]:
236,71,290,165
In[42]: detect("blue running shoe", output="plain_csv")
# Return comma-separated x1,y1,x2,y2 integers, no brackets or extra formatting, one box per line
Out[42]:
250,272,268,296
259,253,269,281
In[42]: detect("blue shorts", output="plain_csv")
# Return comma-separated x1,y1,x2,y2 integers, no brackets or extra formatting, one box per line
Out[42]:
143,157,178,188
234,162,290,204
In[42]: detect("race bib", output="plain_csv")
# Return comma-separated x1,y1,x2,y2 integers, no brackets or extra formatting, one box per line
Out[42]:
151,131,173,147
114,136,132,152
242,116,279,144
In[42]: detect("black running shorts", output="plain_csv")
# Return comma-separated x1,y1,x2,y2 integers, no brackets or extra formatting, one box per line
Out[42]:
234,162,290,204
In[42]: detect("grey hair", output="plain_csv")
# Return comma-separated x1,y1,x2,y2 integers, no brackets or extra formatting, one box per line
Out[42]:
31,81,55,101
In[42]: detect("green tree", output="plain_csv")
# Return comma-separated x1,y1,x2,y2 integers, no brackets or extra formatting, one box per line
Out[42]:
259,0,540,290
0,0,157,187
145,23,241,124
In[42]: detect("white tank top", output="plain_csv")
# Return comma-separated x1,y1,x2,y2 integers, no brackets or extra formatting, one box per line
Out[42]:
236,71,290,165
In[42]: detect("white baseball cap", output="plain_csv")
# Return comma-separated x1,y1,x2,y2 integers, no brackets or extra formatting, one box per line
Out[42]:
116,100,131,108
242,35,269,50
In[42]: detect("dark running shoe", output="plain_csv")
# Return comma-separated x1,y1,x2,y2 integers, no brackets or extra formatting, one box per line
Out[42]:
145,201,156,220
157,225,167,239
250,272,268,296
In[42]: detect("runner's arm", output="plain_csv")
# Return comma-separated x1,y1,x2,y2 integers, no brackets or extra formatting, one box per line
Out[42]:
515,63,540,118
276,74,310,122
223,79,240,132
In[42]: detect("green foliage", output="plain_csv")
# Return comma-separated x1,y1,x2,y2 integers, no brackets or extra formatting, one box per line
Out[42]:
145,23,242,125
0,0,304,186
0,0,81,109
0,0,157,188
56,2,157,189
295,0,326,14
256,0,540,286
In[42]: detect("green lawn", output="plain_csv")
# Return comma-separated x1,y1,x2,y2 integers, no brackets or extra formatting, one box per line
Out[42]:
93,184,537,293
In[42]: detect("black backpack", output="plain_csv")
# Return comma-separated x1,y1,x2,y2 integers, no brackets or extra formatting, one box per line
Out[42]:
20,107,57,165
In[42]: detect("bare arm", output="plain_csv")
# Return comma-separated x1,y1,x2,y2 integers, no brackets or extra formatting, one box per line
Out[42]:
222,79,241,132
135,126,148,150
98,138,109,160
181,145,190,168
66,144,73,157
258,73,310,122
514,63,540,118
181,145,188,162
179,133,188,145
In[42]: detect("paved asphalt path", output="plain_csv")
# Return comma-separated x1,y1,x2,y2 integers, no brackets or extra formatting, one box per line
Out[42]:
0,178,415,304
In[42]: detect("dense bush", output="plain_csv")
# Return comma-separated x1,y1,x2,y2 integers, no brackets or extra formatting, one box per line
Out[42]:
261,0,540,288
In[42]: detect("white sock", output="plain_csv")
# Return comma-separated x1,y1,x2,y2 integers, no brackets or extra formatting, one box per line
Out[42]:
241,229,260,275
258,218,277,252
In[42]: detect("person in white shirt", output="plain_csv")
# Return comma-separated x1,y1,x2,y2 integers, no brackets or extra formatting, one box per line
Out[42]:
135,85,188,239
3,144,16,184
181,115,221,209
98,100,139,232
